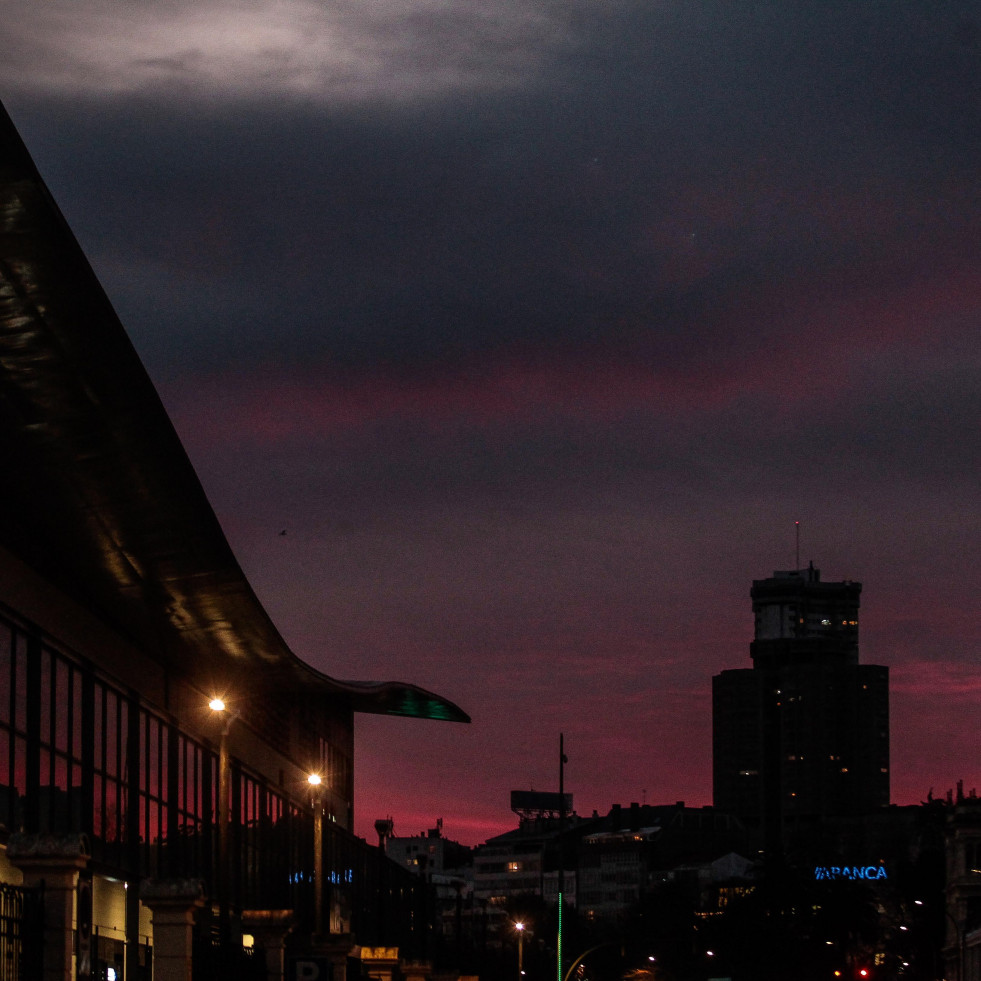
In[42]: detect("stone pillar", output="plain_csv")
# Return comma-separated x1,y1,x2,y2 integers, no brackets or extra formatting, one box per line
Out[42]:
316,933,356,981
140,878,206,981
6,832,90,981
242,909,294,981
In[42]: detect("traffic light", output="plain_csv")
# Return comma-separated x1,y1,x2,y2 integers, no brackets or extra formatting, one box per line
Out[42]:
856,969,871,979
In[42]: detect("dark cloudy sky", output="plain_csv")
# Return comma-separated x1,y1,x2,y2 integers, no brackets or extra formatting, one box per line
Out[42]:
2,0,979,844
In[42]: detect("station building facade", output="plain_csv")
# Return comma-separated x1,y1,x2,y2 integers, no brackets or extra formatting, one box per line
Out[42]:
0,99,468,980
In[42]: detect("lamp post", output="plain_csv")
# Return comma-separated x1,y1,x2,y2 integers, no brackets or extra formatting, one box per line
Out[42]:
308,773,324,938
944,906,964,981
557,733,568,981
916,897,964,981
209,697,234,951
514,921,525,979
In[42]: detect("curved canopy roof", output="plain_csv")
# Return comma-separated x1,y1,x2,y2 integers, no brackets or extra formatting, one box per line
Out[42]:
0,100,468,724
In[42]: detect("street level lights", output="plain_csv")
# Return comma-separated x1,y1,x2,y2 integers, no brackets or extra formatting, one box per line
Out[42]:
308,773,324,937
514,921,525,979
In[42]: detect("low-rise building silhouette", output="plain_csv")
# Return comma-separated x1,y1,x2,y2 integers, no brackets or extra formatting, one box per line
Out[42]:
578,802,747,921
945,787,981,981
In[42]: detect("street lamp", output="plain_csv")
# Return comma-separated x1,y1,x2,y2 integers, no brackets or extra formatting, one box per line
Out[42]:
308,773,324,937
209,696,234,950
514,921,525,979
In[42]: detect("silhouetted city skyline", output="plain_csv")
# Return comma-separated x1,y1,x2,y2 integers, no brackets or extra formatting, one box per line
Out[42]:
1,0,977,852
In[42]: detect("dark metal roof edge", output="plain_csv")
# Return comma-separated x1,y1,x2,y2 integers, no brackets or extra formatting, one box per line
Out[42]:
322,674,471,724
0,98,468,725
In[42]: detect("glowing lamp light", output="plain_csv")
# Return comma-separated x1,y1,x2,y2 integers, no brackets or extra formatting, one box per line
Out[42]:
209,698,226,712
307,774,322,787
514,921,525,932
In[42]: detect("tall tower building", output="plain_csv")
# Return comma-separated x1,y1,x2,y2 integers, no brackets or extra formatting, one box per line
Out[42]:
713,564,889,854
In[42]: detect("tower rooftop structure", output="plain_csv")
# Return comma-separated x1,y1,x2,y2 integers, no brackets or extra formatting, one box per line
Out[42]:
750,562,861,668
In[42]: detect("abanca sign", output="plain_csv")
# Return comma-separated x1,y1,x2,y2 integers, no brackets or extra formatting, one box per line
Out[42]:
814,865,888,881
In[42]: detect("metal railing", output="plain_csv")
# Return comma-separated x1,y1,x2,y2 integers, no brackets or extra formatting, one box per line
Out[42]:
0,882,43,981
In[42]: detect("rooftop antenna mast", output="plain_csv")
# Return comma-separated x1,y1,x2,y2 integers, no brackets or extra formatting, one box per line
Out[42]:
557,734,568,981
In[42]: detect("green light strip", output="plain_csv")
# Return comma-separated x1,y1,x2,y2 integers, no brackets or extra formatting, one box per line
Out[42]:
557,891,563,981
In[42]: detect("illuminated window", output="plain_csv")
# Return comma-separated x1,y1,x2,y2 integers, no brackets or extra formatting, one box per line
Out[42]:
507,861,522,872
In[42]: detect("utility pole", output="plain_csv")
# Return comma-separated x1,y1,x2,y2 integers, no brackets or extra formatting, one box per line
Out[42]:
557,733,568,981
